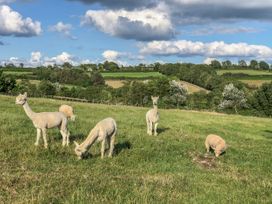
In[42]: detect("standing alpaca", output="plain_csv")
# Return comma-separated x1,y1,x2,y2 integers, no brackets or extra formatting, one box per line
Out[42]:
74,118,117,159
59,104,76,121
146,96,159,136
15,92,70,148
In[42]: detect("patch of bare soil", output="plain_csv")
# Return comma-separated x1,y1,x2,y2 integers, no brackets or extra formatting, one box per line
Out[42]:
190,152,217,169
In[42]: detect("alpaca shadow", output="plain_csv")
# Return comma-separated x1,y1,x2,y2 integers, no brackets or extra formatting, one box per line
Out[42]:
114,141,132,155
157,127,170,134
70,133,85,141
262,130,272,139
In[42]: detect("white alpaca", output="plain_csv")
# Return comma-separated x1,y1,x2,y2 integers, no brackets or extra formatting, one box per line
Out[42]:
205,134,227,157
74,117,117,159
146,96,159,136
15,92,70,148
59,104,76,121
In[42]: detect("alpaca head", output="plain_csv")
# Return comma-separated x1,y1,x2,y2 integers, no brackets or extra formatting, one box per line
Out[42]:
151,96,159,105
15,92,28,105
74,141,84,160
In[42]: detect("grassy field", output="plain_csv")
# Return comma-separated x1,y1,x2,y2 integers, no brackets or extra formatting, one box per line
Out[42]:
180,80,209,93
240,79,272,88
217,69,272,76
101,72,163,79
105,80,125,88
3,71,33,76
0,95,271,203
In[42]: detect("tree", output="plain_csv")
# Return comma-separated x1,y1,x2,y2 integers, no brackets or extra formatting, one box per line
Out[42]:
210,60,221,69
219,83,247,113
250,82,272,116
249,60,258,69
90,72,105,86
168,80,188,108
0,71,16,93
259,61,269,70
62,62,73,69
222,60,232,69
238,60,247,68
38,80,56,96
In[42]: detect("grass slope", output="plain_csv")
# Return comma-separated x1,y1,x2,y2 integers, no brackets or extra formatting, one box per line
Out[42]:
217,69,272,76
0,95,271,203
101,72,163,79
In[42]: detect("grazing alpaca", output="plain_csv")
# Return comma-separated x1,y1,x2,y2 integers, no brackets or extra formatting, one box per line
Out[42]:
74,117,117,159
205,134,227,157
146,96,159,136
15,92,70,148
59,104,76,121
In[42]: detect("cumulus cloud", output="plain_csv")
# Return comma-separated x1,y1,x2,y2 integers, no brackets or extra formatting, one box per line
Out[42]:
140,40,272,59
82,7,175,41
102,50,120,61
203,57,216,65
44,52,76,66
0,5,42,37
49,22,77,40
70,0,272,23
0,0,14,4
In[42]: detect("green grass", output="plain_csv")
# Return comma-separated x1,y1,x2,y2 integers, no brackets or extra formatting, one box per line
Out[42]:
217,69,272,76
101,72,163,79
3,71,33,76
0,95,271,203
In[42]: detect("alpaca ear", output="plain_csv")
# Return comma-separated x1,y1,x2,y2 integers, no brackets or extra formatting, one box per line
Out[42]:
74,141,79,147
23,92,27,97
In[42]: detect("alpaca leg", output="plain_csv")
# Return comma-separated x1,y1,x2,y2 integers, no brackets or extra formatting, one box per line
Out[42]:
109,134,116,158
154,122,158,136
146,117,151,135
35,129,41,146
205,142,210,153
148,121,152,135
42,128,48,149
60,130,66,147
66,131,70,146
101,139,106,159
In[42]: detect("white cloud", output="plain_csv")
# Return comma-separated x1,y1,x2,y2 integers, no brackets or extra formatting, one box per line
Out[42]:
49,22,77,40
0,5,42,37
140,40,272,59
203,57,216,65
44,52,76,66
102,50,120,61
29,51,42,66
82,7,174,41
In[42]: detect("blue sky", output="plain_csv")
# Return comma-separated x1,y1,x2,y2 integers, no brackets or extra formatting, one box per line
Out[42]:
0,0,272,66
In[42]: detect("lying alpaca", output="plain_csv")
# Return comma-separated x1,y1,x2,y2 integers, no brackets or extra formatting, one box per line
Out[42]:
205,134,227,157
74,117,117,159
16,92,70,148
146,96,159,136
59,104,76,121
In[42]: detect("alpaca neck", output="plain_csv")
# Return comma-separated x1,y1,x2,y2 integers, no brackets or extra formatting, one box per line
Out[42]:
23,101,36,120
80,129,99,151
153,104,158,111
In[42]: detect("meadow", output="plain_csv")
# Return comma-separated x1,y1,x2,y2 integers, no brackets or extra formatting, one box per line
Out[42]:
216,69,272,76
0,95,271,203
101,72,163,79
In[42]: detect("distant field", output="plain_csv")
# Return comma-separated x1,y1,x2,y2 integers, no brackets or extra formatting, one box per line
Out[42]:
0,95,271,203
180,81,209,93
3,71,33,76
240,79,272,87
217,69,272,76
101,72,163,79
105,80,125,88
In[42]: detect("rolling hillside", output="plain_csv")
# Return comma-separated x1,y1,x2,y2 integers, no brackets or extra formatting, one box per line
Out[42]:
0,95,271,203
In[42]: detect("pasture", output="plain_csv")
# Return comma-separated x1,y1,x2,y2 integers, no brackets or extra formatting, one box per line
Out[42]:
0,95,271,203
101,72,163,79
217,69,272,76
